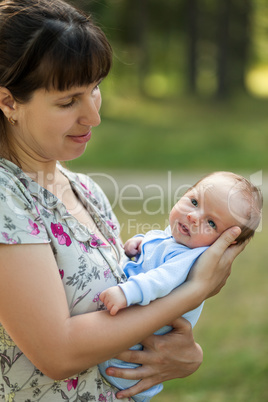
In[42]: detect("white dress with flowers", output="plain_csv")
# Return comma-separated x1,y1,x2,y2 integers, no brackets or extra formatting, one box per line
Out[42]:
0,158,132,402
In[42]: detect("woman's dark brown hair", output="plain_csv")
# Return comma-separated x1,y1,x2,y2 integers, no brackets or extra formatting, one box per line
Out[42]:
0,0,112,156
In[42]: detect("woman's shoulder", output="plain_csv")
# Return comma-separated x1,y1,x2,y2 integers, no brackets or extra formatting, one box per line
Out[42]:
0,159,30,198
0,159,17,182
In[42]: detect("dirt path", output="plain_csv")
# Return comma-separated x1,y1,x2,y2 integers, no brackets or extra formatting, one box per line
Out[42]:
87,169,267,201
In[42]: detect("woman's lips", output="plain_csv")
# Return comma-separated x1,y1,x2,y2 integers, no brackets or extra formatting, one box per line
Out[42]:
178,223,190,236
68,131,92,144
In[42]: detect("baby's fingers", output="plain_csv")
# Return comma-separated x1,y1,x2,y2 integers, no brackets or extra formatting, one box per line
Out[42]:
110,305,119,316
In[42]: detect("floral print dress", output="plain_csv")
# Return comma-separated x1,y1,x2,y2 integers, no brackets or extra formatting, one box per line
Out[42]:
0,158,131,402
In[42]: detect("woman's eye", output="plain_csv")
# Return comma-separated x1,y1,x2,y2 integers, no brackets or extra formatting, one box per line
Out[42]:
93,80,102,93
93,84,99,92
191,198,198,207
208,220,217,230
60,97,77,108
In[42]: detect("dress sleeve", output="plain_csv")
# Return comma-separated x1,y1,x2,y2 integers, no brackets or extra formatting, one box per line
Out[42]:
0,173,50,245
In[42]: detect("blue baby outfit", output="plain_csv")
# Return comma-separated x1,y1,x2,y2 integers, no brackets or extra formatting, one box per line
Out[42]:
99,227,207,401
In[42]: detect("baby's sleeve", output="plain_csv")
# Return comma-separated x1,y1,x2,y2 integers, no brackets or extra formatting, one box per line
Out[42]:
119,246,207,306
0,174,50,245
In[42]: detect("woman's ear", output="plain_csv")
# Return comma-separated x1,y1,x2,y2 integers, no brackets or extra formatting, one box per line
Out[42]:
0,87,16,119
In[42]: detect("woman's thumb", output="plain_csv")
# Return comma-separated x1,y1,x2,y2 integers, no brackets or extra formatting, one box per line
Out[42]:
216,226,241,251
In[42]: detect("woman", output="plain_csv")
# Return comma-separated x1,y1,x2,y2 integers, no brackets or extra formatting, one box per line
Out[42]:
0,0,245,401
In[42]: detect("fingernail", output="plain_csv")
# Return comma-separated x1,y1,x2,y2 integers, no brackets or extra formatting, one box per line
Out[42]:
106,368,115,376
232,227,241,237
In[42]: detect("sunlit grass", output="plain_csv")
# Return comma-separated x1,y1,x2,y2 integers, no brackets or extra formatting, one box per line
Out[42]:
69,91,268,174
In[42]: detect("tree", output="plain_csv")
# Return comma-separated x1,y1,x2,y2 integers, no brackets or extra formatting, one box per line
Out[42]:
186,0,199,94
71,0,253,99
185,0,252,99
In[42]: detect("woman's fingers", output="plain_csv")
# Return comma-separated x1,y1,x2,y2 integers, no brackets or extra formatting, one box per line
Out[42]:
106,363,151,381
187,226,249,300
115,376,160,400
105,357,158,399
107,317,203,399
209,226,242,259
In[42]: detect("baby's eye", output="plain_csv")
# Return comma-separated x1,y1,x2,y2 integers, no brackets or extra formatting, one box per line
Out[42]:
191,198,198,207
208,220,217,230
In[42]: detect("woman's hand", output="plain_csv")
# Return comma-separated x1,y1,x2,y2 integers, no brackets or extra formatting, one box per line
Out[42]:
188,226,248,300
106,317,203,399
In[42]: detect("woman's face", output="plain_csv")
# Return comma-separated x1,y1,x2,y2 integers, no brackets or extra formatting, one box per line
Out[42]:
11,82,102,164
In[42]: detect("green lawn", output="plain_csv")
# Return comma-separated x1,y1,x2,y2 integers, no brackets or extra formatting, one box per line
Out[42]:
68,91,268,173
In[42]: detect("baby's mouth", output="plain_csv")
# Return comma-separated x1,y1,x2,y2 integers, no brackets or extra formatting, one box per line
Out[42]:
178,223,191,236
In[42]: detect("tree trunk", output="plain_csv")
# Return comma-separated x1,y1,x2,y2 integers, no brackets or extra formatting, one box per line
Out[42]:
216,0,231,99
186,0,198,94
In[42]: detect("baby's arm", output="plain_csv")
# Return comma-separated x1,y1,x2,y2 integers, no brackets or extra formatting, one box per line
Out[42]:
100,286,127,316
100,236,143,315
124,236,143,258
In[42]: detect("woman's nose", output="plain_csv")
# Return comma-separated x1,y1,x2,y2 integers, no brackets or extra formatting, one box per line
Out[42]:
79,98,101,127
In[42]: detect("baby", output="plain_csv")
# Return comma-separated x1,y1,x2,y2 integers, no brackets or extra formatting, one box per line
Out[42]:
99,171,262,401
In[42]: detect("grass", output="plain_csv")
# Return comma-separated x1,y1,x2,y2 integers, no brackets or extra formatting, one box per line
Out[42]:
68,89,268,174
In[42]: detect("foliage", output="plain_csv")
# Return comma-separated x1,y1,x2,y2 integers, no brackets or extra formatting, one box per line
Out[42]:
70,0,260,98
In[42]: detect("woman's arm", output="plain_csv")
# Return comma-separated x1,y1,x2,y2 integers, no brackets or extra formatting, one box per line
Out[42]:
0,242,202,380
0,226,244,382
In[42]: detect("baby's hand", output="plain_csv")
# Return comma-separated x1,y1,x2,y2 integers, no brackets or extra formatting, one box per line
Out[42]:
99,286,127,316
124,236,143,258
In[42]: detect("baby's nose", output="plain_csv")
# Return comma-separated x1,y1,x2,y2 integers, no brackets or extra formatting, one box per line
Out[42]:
187,212,200,225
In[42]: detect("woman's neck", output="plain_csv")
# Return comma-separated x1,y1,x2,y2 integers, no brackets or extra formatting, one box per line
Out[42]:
5,135,60,188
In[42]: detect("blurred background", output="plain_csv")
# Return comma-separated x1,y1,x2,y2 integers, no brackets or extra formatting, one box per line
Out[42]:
68,1,267,401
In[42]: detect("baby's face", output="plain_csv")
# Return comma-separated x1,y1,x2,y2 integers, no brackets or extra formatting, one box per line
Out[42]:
169,175,246,248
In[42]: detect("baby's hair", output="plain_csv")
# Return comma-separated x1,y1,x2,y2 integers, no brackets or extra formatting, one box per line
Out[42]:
191,171,263,244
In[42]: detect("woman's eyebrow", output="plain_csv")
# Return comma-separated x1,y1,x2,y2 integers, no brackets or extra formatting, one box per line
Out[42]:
56,91,84,101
